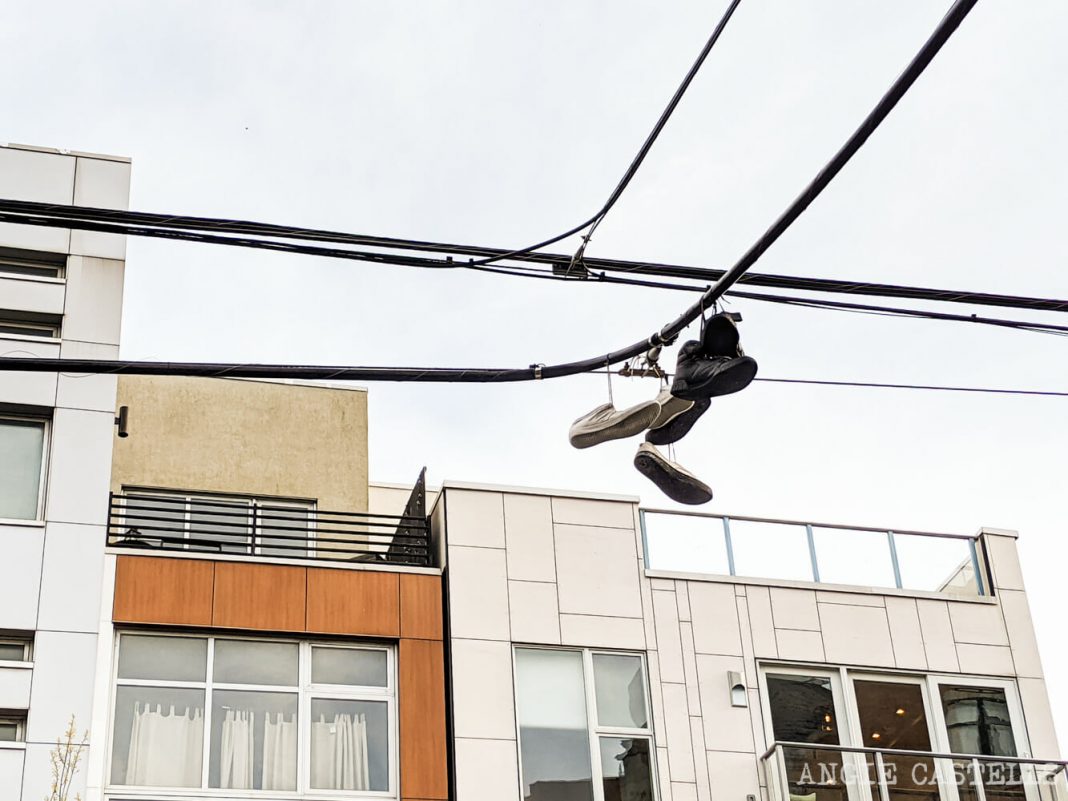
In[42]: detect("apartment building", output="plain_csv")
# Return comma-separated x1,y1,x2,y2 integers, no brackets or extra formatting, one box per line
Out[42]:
0,143,130,800
437,485,1064,801
87,374,448,801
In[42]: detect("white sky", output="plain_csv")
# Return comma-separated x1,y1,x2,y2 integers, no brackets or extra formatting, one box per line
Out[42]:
3,0,1066,748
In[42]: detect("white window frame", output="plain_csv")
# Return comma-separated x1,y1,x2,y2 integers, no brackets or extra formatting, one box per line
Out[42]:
0,414,49,523
0,637,33,665
0,253,65,280
105,631,397,800
0,713,27,743
120,489,316,558
513,645,659,801
0,317,60,339
758,664,1035,801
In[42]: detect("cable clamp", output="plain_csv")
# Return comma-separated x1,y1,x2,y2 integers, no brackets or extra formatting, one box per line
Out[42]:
530,363,544,380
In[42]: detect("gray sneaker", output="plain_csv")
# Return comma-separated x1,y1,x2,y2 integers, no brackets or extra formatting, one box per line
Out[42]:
633,442,713,505
647,389,694,431
569,400,662,450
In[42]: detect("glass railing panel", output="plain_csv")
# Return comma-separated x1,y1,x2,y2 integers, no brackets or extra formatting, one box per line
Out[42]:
729,520,813,582
775,745,851,801
893,534,980,596
642,512,730,575
811,528,898,589
869,753,940,801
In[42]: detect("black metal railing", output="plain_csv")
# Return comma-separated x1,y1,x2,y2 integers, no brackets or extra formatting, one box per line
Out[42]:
106,489,433,567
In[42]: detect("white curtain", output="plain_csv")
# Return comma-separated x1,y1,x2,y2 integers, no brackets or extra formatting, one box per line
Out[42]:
125,702,203,787
311,713,370,790
262,711,298,790
219,709,255,789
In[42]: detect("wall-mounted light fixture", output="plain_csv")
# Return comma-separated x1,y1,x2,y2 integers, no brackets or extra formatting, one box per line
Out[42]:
728,671,747,707
114,405,129,438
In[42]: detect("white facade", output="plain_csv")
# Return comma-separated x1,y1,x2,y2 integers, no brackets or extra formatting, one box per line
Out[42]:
438,482,1062,801
0,143,130,800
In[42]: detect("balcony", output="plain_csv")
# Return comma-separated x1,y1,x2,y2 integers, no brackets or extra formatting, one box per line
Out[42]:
640,510,987,597
106,488,433,568
762,742,1067,801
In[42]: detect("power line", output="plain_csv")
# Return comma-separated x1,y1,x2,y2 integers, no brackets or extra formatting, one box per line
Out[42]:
0,0,981,385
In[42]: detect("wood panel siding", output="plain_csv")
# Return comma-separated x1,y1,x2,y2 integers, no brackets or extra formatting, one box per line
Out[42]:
212,562,307,631
399,638,448,800
306,568,399,637
113,556,214,626
400,573,444,640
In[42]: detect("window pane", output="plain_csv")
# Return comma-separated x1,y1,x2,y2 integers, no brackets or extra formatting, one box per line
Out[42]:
641,512,730,574
854,680,937,801
209,690,298,791
0,721,19,741
767,674,846,801
257,504,311,557
118,635,206,682
0,642,27,661
119,494,188,548
600,737,653,801
516,648,594,801
189,499,249,554
811,528,897,588
310,698,389,792
895,535,980,596
213,640,298,686
592,654,648,729
312,647,388,687
110,685,205,787
940,686,1017,757
0,420,44,520
729,520,814,582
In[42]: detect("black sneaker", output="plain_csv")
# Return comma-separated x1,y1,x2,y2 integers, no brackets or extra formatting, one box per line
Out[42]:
634,443,712,505
700,312,741,357
646,396,710,445
671,340,757,401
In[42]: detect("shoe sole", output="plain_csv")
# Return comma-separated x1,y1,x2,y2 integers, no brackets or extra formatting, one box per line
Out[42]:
649,396,694,430
646,397,710,446
570,401,661,449
634,450,713,505
674,356,758,400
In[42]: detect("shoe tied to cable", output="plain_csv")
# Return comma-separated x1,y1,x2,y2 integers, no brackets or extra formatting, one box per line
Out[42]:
633,442,712,505
670,340,757,401
700,311,742,358
646,395,710,446
568,399,662,450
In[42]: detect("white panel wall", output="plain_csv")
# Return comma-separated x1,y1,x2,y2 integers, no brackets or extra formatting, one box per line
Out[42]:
445,484,1060,801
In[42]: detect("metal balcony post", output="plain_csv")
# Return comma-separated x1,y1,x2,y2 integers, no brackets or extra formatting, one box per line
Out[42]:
874,751,892,801
971,759,988,801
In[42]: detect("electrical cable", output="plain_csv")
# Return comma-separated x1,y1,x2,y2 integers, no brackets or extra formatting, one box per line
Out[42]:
0,0,980,383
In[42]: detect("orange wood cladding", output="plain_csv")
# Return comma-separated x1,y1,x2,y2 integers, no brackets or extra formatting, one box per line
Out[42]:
400,573,443,640
399,638,448,800
306,568,399,637
113,556,214,626
213,562,307,632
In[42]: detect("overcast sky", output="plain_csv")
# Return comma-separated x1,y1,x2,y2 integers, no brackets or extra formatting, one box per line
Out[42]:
3,0,1067,746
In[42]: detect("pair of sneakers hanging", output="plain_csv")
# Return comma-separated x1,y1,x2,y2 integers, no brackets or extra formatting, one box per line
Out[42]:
568,312,757,505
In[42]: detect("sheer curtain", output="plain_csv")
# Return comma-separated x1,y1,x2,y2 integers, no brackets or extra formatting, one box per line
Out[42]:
125,703,203,786
219,709,254,789
262,711,298,790
311,712,370,790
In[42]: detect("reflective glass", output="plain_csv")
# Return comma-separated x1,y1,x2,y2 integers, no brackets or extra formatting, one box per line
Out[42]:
0,721,19,741
592,654,648,729
767,674,845,801
257,504,311,557
516,648,594,801
213,639,298,686
209,690,298,790
811,528,897,588
119,494,187,547
600,737,653,801
0,642,27,662
110,685,205,787
940,686,1017,756
311,647,388,687
189,499,250,554
118,635,207,682
642,512,730,574
309,698,389,791
0,419,44,519
895,534,980,596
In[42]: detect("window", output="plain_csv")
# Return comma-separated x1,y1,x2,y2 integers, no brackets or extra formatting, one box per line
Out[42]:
0,713,26,743
0,416,48,520
0,250,64,279
515,648,655,801
0,637,32,663
109,633,394,796
0,314,60,339
766,672,847,801
118,491,314,557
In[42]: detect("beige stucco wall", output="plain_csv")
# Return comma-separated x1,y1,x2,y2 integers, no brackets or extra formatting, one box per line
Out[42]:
111,376,368,511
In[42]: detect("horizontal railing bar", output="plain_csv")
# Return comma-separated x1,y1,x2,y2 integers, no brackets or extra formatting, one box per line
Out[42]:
109,515,427,538
113,496,424,523
108,527,429,549
106,542,430,566
760,741,1068,768
642,509,976,541
107,534,429,557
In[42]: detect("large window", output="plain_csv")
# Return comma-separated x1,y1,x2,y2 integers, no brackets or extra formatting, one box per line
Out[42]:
0,416,47,521
109,633,394,796
515,648,655,801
